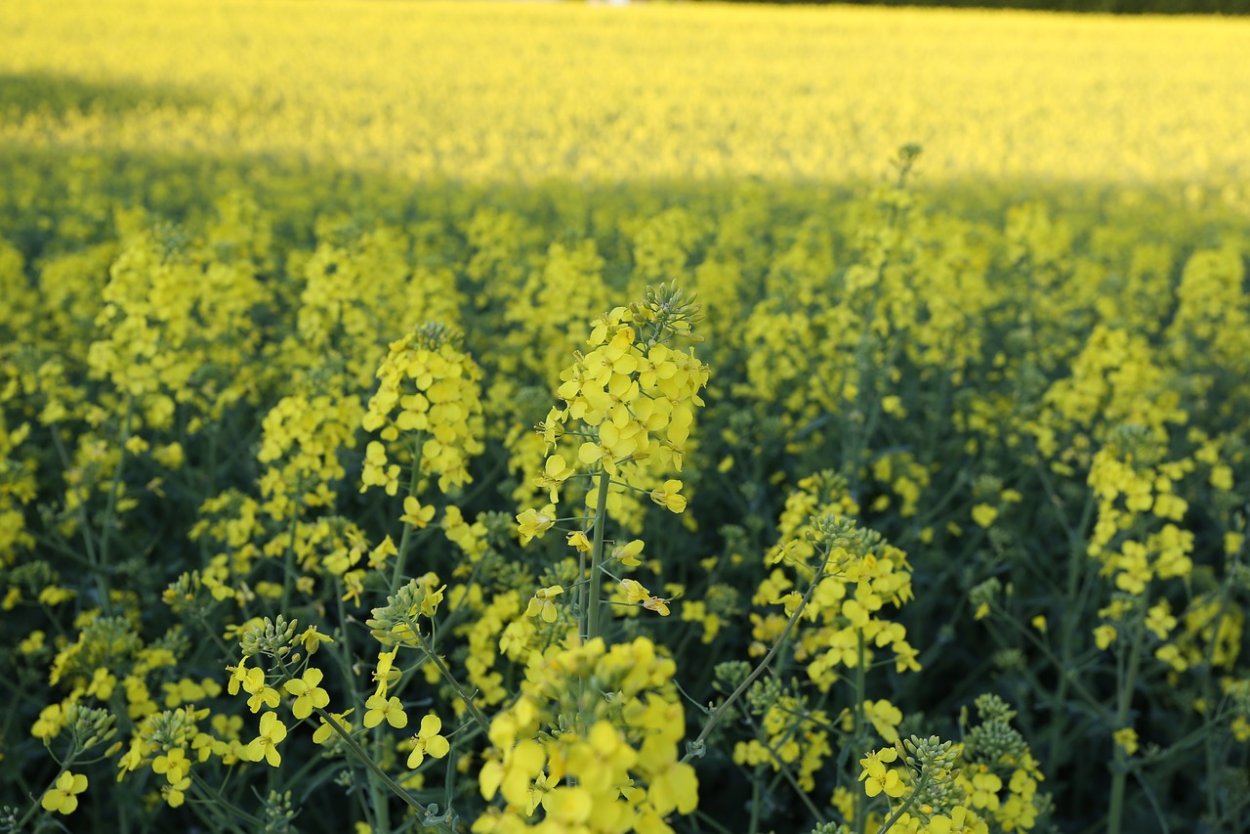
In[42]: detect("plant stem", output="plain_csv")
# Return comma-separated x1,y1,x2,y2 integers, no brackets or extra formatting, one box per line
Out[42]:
748,765,763,834
1046,475,1095,777
1107,606,1146,834
877,781,923,834
1201,579,1233,825
280,499,302,612
742,711,826,824
311,706,426,817
586,470,611,642
390,433,426,594
683,547,831,762
854,628,868,834
12,769,65,833
95,396,134,614
409,620,492,735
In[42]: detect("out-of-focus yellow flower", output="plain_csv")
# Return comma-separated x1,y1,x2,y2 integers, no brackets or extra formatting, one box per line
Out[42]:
42,771,88,815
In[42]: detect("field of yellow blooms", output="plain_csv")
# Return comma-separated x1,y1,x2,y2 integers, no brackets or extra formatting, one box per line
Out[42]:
2,2,1249,833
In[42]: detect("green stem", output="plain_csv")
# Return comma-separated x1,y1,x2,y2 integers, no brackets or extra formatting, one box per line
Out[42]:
698,809,739,834
189,771,265,829
409,620,492,735
1045,474,1095,776
743,711,826,824
990,605,1112,722
279,499,302,612
373,733,392,834
96,396,134,614
390,433,426,594
1107,607,1147,834
748,765,763,834
1201,578,1233,824
853,628,868,834
577,544,588,641
683,547,831,762
586,470,611,642
311,707,425,817
12,774,60,832
877,779,924,834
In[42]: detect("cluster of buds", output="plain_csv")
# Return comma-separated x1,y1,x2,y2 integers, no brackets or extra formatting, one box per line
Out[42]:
238,615,299,660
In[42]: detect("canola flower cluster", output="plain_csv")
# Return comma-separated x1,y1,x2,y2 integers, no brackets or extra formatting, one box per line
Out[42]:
2,3,1250,834
2,172,1249,833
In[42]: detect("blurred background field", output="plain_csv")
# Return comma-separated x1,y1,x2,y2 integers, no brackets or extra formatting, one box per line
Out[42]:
3,0,1250,188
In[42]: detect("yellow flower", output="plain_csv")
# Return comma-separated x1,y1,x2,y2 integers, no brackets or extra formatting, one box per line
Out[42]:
544,786,593,825
245,712,288,767
969,770,1002,809
283,667,331,720
646,757,699,815
41,771,88,815
516,505,555,545
536,454,574,503
241,667,281,713
928,806,981,834
400,496,436,529
971,503,998,528
643,596,671,617
163,773,191,808
373,648,400,694
361,441,401,496
298,626,335,654
620,578,651,604
525,585,564,623
611,539,645,566
863,699,903,744
649,479,687,513
858,747,905,798
313,710,354,745
226,661,250,696
364,693,408,729
152,748,190,783
1094,624,1118,650
1114,727,1139,756
18,630,44,655
1144,601,1177,640
406,714,451,768
31,703,65,740
368,536,398,571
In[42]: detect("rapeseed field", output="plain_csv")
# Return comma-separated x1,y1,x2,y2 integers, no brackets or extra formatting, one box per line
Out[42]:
1,2,1248,833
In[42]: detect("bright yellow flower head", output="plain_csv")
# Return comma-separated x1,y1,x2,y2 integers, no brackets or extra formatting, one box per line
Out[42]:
245,712,288,767
407,713,451,768
283,667,331,720
41,771,88,815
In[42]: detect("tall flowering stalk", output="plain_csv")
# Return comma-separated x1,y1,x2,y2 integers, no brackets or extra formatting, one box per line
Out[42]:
362,323,485,591
518,285,709,640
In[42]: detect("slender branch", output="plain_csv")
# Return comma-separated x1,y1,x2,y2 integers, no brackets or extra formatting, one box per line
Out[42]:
586,470,611,641
683,547,831,762
390,432,426,594
876,780,924,834
407,619,492,736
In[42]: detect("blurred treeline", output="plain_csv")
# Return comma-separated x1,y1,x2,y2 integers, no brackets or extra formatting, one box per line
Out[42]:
711,0,1250,13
